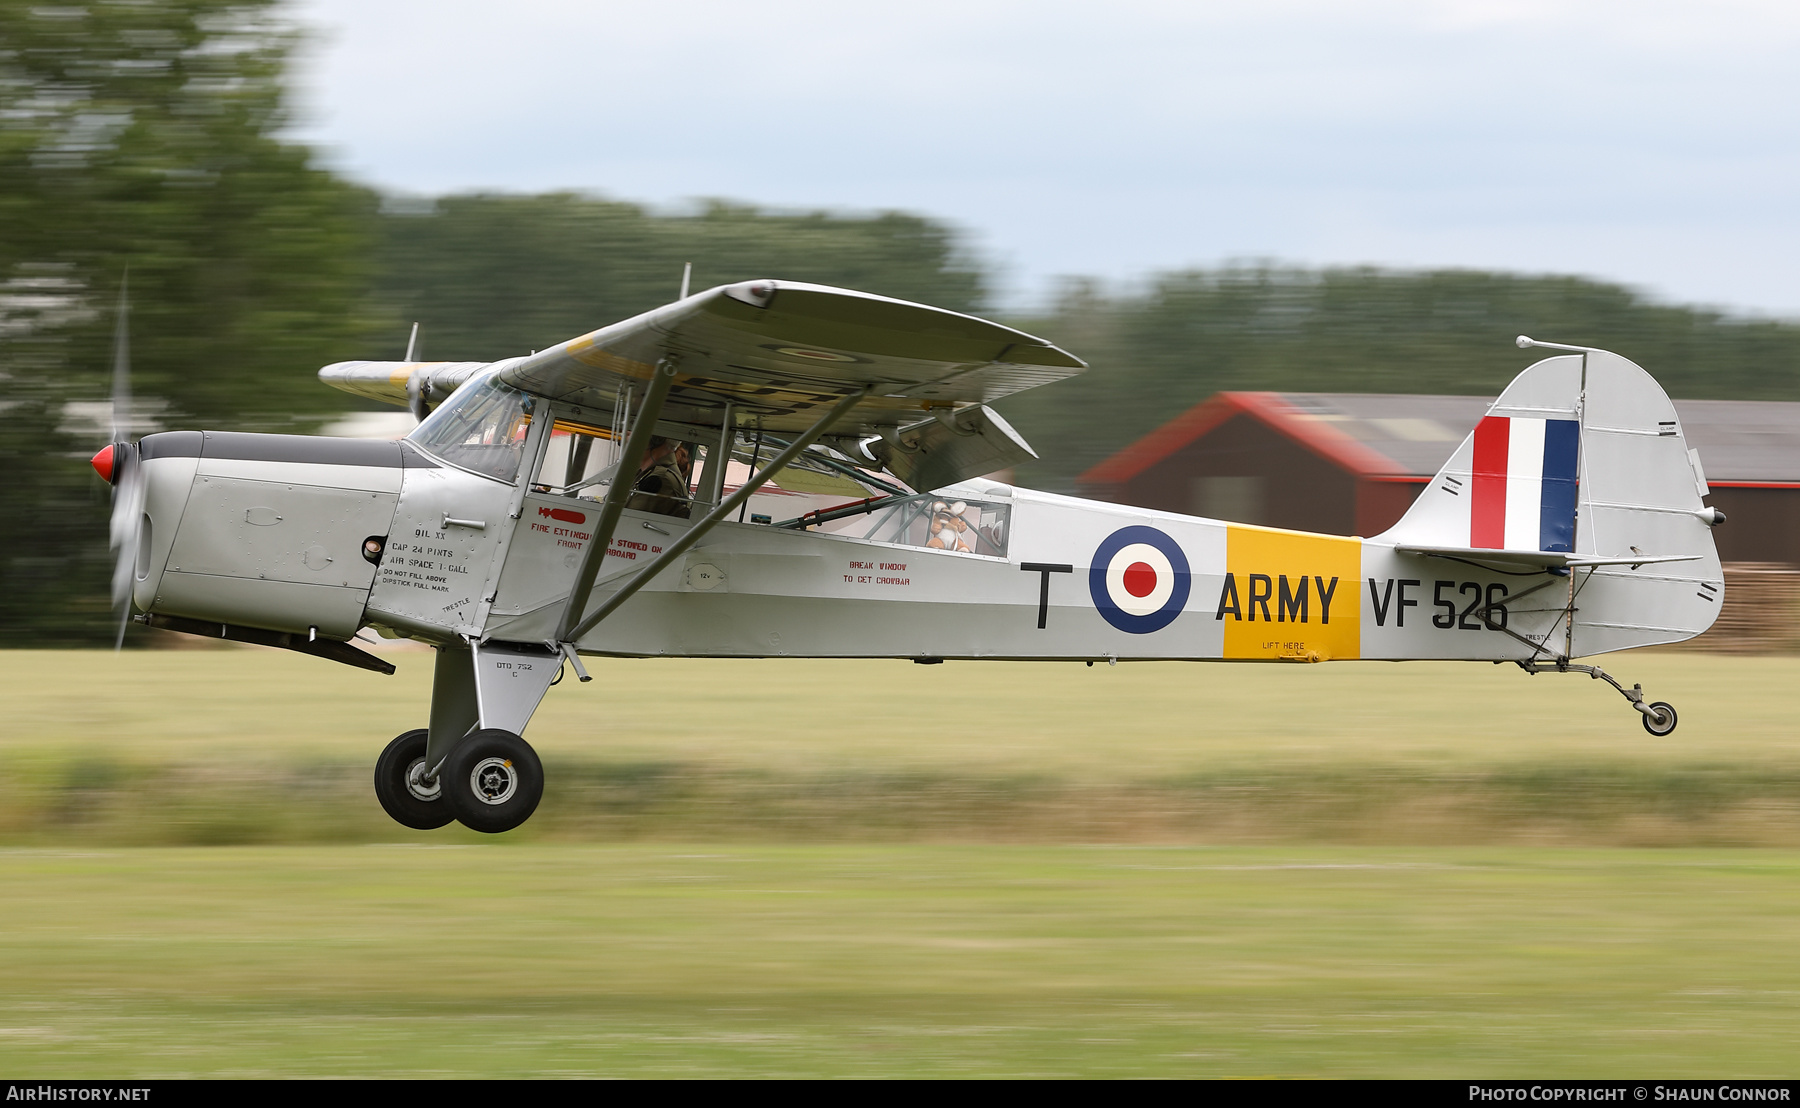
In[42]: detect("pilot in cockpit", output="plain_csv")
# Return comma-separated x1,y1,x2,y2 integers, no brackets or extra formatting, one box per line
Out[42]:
625,437,694,518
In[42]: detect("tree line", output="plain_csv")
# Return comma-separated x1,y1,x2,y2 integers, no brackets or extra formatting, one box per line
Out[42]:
6,0,1800,642
1003,268,1800,487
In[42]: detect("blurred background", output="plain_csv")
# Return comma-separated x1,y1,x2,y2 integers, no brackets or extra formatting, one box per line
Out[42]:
9,0,1800,645
8,2,1800,1077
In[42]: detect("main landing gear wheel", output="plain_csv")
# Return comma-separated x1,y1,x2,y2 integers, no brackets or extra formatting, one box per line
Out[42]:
1641,701,1678,737
441,728,544,834
374,728,455,830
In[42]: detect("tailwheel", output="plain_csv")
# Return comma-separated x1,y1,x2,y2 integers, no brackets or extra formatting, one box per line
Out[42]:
374,728,455,830
1518,661,1679,737
441,728,545,834
1641,701,1678,737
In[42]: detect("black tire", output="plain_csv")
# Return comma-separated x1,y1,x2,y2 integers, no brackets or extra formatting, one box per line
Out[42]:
374,728,455,830
1642,701,1678,736
441,729,544,834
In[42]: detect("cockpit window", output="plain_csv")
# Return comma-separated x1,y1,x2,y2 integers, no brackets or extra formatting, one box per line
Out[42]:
408,375,532,482
821,493,1010,557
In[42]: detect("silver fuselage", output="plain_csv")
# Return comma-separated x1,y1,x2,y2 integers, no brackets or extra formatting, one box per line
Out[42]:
129,422,1720,666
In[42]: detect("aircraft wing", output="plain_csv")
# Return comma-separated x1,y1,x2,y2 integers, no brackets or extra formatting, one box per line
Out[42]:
321,281,1084,438
503,280,1083,435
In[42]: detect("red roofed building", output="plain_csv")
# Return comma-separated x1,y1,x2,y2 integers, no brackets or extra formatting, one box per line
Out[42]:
1077,391,1800,566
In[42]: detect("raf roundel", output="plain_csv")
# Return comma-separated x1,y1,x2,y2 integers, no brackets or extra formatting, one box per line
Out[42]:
1089,525,1191,634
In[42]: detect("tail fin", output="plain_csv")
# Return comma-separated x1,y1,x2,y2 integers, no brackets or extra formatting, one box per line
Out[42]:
1377,344,1724,655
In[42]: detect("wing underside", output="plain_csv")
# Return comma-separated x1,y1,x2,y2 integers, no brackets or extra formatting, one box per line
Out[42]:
320,280,1084,440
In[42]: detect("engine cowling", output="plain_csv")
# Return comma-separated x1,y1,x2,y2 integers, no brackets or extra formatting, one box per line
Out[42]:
129,431,421,638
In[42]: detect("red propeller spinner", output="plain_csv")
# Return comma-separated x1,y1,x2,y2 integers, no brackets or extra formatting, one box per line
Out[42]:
91,443,119,484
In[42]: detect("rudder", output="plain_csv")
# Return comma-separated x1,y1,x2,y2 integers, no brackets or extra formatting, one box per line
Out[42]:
1376,344,1725,655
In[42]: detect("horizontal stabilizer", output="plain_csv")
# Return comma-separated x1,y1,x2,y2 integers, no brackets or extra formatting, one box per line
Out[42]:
1395,544,1701,571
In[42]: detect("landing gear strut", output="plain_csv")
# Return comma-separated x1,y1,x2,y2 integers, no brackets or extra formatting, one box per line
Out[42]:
1517,660,1678,736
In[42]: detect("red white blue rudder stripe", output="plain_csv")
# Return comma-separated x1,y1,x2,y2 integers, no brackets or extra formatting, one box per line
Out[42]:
1470,416,1580,551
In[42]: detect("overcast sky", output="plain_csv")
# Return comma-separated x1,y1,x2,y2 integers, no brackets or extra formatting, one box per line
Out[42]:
289,0,1800,317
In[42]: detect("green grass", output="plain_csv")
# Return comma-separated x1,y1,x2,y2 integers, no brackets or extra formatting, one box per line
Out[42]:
16,647,1800,772
7,650,1800,1075
8,649,1800,845
2,844,1798,1077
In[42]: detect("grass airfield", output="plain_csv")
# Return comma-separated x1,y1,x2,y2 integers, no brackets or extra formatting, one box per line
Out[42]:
15,644,1800,775
4,647,1800,1075
6,845,1800,1077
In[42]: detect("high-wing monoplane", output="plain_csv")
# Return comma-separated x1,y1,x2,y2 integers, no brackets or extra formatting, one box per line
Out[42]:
92,280,1726,832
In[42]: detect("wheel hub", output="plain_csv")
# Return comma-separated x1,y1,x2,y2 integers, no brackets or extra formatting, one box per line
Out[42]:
470,757,518,805
405,758,441,802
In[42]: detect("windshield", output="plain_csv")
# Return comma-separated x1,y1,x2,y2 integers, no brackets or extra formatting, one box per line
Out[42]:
408,375,532,482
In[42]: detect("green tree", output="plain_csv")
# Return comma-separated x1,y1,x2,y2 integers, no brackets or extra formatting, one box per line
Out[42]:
0,0,378,643
1000,266,1800,490
372,194,987,362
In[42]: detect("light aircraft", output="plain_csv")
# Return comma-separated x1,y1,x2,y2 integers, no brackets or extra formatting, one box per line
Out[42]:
91,279,1726,833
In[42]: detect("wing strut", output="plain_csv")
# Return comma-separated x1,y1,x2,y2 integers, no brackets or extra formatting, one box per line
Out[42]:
555,357,679,642
759,435,911,500
562,388,871,644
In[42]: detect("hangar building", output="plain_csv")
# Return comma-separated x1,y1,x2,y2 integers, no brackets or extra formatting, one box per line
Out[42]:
1078,392,1800,564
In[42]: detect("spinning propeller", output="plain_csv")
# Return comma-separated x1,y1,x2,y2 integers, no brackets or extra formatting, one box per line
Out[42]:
89,276,143,649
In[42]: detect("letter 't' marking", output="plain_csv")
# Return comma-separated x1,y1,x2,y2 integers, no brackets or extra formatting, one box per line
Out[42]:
1021,562,1074,629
